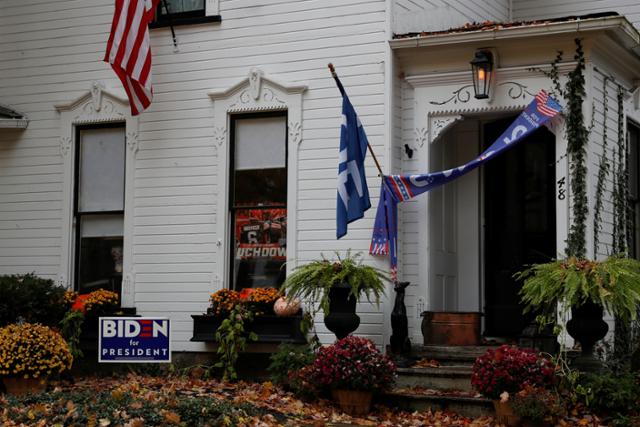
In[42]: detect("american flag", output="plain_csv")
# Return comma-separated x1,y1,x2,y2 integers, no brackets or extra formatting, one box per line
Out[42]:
536,90,562,117
104,0,160,116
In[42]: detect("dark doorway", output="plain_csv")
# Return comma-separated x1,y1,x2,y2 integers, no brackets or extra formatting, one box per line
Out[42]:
483,116,556,337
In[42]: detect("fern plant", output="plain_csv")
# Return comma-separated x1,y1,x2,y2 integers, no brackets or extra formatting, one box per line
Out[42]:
515,256,640,323
280,251,389,315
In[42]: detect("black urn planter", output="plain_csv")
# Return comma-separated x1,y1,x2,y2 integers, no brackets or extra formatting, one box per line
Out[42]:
566,301,609,371
324,282,360,340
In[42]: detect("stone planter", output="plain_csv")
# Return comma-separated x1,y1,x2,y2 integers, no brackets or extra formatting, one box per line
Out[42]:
2,377,47,395
331,389,373,416
324,282,360,340
421,311,481,346
190,314,306,343
566,301,608,370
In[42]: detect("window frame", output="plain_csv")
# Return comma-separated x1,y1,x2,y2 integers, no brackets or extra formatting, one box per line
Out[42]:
149,0,220,28
228,112,288,291
73,123,126,293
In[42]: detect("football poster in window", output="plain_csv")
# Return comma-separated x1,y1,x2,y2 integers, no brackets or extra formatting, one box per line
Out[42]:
233,208,286,289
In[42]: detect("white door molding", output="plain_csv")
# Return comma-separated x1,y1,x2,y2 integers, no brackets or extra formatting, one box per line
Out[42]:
408,66,564,327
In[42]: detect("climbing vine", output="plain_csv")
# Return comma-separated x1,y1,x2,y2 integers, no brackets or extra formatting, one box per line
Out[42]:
612,86,628,255
564,39,589,259
592,77,611,257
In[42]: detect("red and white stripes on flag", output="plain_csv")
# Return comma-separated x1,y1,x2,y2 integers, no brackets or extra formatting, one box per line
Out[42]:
104,0,160,116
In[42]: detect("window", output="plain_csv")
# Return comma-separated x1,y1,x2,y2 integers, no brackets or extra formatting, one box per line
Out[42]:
150,0,220,28
74,125,126,295
629,122,640,259
230,114,287,290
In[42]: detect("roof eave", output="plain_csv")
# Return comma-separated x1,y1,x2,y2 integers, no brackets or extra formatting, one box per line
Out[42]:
390,16,640,51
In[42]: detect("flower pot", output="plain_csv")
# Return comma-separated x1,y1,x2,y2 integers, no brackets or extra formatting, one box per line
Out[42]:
331,389,372,416
2,377,47,395
421,311,481,346
324,283,360,340
566,301,608,371
493,400,521,426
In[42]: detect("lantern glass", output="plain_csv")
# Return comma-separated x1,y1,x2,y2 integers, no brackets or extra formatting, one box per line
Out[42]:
470,50,493,99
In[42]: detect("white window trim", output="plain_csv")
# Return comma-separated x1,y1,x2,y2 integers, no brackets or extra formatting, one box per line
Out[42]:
205,0,219,16
208,68,306,291
54,82,139,306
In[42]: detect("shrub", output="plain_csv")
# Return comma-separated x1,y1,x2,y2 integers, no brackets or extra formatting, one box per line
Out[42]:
0,323,73,379
511,385,566,421
0,273,67,327
578,370,640,417
268,343,315,386
306,336,396,393
471,345,556,399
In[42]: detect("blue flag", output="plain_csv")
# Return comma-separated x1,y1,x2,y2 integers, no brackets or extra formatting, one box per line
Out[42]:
335,77,371,239
369,181,398,280
370,90,562,275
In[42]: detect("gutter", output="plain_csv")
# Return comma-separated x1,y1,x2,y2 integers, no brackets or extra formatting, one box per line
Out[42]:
390,16,640,53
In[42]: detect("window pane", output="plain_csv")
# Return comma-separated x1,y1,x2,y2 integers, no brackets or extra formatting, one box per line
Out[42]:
78,127,125,212
78,215,124,295
235,117,286,170
233,208,286,290
160,0,204,14
234,168,287,206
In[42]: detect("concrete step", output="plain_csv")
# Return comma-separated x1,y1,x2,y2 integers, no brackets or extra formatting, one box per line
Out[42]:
411,345,498,366
396,366,473,391
383,389,494,419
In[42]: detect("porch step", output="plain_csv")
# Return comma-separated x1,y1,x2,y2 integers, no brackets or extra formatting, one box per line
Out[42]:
383,389,494,418
411,344,497,366
396,366,473,391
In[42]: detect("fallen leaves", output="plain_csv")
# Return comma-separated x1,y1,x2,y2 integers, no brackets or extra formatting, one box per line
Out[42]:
412,359,441,368
0,374,613,426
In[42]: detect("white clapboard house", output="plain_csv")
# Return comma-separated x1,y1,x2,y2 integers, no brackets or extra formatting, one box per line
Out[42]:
1,0,640,352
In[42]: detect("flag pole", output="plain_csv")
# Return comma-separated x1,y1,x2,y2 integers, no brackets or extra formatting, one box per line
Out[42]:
328,63,385,178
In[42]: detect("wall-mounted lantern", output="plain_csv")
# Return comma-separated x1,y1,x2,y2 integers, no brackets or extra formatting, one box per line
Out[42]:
470,50,494,99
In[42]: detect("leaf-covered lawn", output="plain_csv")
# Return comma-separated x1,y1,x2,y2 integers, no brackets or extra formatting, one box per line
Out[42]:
0,375,611,426
0,374,494,426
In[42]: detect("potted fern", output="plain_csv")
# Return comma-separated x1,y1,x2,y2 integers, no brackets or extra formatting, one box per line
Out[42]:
515,255,640,367
281,252,388,339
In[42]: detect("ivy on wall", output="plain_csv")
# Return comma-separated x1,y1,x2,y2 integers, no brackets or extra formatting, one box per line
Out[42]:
564,39,589,259
612,86,628,255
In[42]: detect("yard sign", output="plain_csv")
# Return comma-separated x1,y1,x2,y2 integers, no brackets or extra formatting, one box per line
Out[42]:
99,317,171,363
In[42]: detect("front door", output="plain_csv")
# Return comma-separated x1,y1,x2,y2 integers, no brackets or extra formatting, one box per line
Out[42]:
483,117,556,337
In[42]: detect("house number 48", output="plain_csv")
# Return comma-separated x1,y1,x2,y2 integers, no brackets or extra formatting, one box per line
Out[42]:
557,177,566,200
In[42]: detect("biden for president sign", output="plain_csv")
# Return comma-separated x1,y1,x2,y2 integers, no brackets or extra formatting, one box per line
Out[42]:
99,317,171,363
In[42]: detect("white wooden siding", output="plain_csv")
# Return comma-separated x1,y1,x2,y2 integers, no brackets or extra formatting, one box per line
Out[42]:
513,0,640,29
393,0,510,34
0,0,388,350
